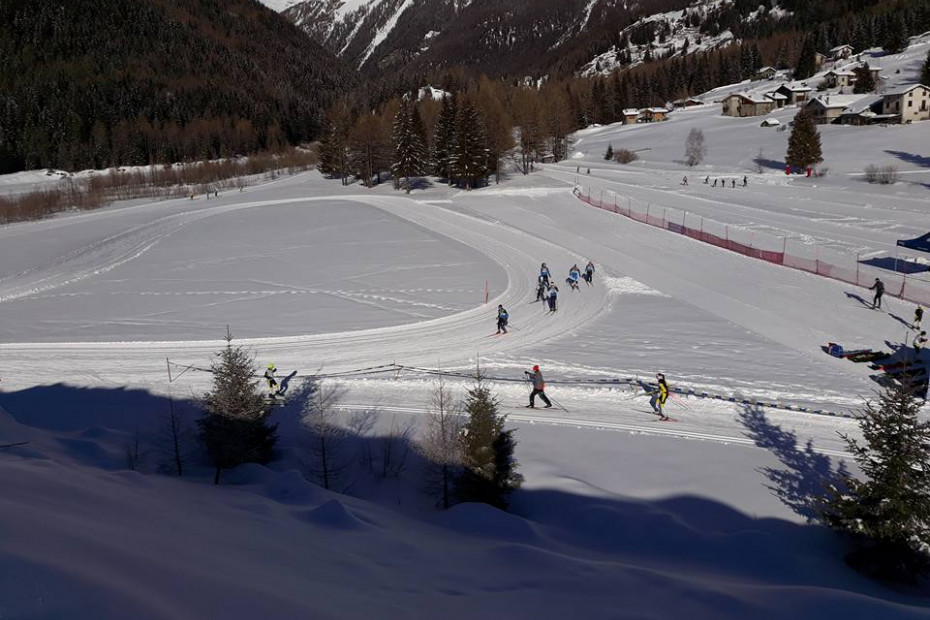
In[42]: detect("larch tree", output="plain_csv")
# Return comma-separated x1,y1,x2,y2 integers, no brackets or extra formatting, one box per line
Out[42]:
349,111,391,187
512,87,543,175
318,102,353,186
684,128,706,167
433,94,458,184
419,376,464,509
793,35,818,80
475,78,514,185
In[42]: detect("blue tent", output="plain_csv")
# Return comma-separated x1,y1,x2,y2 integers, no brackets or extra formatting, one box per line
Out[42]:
897,232,930,254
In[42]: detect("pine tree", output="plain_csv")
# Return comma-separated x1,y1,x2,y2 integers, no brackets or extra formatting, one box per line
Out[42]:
785,109,823,170
820,382,930,583
392,101,428,193
794,35,818,80
604,144,614,161
318,104,353,185
853,63,876,94
451,99,489,190
882,15,908,54
921,50,930,86
432,94,458,183
198,330,278,485
455,376,521,509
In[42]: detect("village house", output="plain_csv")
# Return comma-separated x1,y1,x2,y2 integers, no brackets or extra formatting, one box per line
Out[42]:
755,66,778,80
804,95,866,124
881,84,930,123
766,91,788,108
639,107,669,122
671,97,704,109
721,93,776,117
829,44,854,60
775,83,813,105
837,95,886,126
621,108,640,124
822,70,856,89
814,52,829,68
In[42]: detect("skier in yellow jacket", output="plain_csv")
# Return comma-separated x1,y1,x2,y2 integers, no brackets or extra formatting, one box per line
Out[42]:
650,372,669,420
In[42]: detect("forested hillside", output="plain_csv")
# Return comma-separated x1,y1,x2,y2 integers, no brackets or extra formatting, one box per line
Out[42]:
0,0,353,173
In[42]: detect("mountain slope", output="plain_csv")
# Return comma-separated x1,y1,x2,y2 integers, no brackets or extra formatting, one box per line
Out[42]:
0,0,354,173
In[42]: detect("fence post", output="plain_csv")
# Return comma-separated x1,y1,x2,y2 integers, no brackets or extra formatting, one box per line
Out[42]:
749,232,754,249
663,207,667,227
855,253,860,285
815,247,821,275
725,225,729,243
700,217,704,236
902,272,907,300
646,204,650,223
627,197,632,217
600,190,604,206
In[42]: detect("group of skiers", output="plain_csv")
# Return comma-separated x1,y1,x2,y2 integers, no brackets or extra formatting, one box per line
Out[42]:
698,175,748,188
534,260,596,312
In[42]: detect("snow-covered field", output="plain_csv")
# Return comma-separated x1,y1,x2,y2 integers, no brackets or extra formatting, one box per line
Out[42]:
3,46,930,614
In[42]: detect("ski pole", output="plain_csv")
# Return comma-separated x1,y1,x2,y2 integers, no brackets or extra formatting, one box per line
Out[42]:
547,393,570,414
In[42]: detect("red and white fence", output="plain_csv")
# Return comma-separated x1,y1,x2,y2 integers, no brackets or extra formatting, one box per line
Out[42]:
574,186,930,306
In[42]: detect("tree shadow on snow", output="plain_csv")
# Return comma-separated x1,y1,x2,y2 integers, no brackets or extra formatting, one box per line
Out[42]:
753,156,787,172
858,256,929,275
738,404,850,523
884,150,930,169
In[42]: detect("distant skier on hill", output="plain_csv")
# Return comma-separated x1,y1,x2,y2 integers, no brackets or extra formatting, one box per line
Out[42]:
540,263,551,287
567,265,581,291
547,284,559,312
650,373,670,420
584,261,595,285
536,277,548,302
524,365,552,409
869,278,885,309
496,304,509,334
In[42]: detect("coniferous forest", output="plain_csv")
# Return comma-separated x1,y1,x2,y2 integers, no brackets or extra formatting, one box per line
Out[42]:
0,0,353,174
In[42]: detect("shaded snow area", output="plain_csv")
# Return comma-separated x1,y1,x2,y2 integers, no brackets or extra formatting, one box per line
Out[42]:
3,126,930,614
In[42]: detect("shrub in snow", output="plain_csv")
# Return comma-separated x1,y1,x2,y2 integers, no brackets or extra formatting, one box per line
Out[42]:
419,377,464,509
819,381,930,584
198,330,278,485
614,149,638,164
863,164,899,184
456,375,522,510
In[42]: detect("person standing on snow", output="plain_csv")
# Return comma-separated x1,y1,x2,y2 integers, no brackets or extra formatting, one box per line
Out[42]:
650,372,670,420
584,260,595,285
496,304,509,334
915,305,924,330
682,176,688,186
869,278,885,309
547,284,559,312
742,176,748,187
567,265,581,291
524,365,552,408
264,363,280,398
540,263,551,287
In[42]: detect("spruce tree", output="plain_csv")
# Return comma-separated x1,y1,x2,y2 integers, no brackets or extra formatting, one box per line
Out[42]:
794,35,818,80
921,50,930,87
853,63,875,94
820,381,930,583
604,144,614,161
882,15,908,54
432,94,458,183
392,101,428,193
785,109,823,171
198,330,278,485
451,99,489,190
456,376,521,509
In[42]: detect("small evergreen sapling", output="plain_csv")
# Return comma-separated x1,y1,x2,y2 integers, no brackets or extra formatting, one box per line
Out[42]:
198,330,278,485
604,144,614,161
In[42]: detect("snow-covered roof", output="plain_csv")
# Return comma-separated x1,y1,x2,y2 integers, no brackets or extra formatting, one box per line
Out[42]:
778,83,813,92
622,108,640,115
766,92,788,100
830,44,853,52
883,83,930,97
725,92,774,104
839,94,883,114
643,107,669,113
757,66,776,73
825,70,856,77
808,95,866,110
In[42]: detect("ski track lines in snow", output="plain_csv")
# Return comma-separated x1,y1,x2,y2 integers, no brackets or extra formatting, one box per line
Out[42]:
0,194,612,391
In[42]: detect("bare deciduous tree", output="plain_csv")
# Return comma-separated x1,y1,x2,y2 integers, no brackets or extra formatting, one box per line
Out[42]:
301,380,351,491
419,377,464,509
685,128,706,167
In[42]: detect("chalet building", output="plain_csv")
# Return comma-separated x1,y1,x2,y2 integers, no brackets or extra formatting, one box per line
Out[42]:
804,95,866,124
775,83,813,105
755,66,778,80
814,52,829,68
671,97,704,109
822,70,856,89
621,108,640,124
881,84,930,123
639,107,669,122
829,44,854,60
766,91,788,108
837,96,886,125
721,93,776,117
